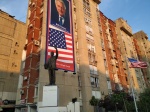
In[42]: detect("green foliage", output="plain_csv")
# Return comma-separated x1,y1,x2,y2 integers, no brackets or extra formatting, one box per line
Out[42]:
139,88,150,103
103,90,135,111
138,88,150,112
89,96,99,106
111,91,126,104
89,96,100,112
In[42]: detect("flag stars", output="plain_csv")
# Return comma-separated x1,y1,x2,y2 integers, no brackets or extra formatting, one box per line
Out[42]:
48,28,67,49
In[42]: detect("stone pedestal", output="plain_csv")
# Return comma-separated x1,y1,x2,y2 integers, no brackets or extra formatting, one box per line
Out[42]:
42,86,58,106
39,86,60,112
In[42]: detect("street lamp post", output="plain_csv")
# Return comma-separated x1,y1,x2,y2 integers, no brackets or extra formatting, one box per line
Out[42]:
72,98,77,112
115,102,118,112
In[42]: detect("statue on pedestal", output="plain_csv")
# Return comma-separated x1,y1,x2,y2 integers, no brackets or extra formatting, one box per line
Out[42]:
44,46,58,85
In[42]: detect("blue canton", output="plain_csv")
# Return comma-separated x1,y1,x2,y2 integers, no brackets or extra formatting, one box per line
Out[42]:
48,28,67,49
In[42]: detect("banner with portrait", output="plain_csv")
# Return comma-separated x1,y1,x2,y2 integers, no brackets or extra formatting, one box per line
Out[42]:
46,0,75,72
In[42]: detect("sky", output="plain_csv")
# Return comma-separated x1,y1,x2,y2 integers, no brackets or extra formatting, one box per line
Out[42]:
0,0,149,40
99,0,150,40
0,0,28,22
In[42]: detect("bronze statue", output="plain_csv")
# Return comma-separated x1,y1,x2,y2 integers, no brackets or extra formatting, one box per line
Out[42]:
44,46,58,85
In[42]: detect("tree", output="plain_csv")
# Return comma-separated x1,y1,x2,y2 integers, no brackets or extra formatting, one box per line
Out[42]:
138,88,150,112
103,90,134,112
89,96,99,112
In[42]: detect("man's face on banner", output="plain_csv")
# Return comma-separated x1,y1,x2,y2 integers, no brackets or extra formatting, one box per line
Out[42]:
55,1,66,17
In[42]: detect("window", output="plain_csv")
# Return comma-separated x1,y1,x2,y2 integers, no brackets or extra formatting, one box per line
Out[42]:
76,41,78,49
90,77,99,87
89,65,97,75
89,65,94,74
34,85,38,97
93,66,97,75
104,60,107,67
79,90,82,99
91,46,94,52
92,91,101,99
107,81,112,89
77,64,79,72
78,76,81,86
87,43,95,51
40,17,43,28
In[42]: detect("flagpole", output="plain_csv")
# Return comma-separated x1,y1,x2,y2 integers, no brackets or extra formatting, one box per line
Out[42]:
126,57,138,112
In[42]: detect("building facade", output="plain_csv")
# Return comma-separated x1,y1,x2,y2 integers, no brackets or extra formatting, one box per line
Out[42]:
15,0,109,112
14,0,149,112
115,18,147,95
0,9,27,111
133,31,150,87
99,12,130,93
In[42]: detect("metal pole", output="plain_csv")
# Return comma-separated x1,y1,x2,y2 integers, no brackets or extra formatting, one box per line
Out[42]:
123,98,127,112
74,103,75,112
115,103,118,112
126,57,138,112
131,83,138,112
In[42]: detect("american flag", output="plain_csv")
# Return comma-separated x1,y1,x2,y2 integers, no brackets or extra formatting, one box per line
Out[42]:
48,28,67,49
128,58,148,68
47,28,74,71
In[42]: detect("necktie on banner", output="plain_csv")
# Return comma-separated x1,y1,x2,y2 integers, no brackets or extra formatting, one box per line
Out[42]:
59,17,63,26
128,58,148,68
48,28,74,64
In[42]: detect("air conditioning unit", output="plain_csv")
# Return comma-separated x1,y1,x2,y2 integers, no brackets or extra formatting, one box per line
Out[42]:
40,9,43,14
20,99,25,104
29,54,32,58
29,24,33,28
12,62,17,67
21,108,27,112
29,1,32,6
77,58,80,62
94,61,97,63
32,2,35,7
107,77,110,81
14,50,18,54
24,76,28,81
85,19,88,23
15,42,19,46
20,90,24,95
34,40,40,46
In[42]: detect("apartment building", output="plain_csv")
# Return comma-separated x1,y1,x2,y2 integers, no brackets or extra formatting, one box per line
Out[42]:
133,31,150,87
0,9,26,111
99,12,129,93
115,18,146,94
14,0,149,112
15,0,110,112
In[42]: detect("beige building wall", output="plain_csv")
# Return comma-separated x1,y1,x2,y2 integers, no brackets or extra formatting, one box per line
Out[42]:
38,0,108,112
14,0,108,112
37,0,79,108
147,41,150,66
0,10,27,101
71,0,107,111
38,0,107,112
133,31,150,87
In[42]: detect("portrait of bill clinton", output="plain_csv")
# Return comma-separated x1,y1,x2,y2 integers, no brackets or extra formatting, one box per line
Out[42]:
50,0,70,33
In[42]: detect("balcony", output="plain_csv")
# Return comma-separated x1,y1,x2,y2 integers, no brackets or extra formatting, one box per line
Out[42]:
120,20,133,36
93,0,101,4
